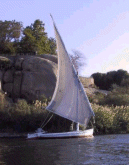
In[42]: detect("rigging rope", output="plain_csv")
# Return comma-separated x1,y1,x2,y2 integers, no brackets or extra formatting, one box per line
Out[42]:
41,114,53,129
40,111,50,128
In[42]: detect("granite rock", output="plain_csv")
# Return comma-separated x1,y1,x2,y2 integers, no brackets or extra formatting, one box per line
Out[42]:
1,55,57,102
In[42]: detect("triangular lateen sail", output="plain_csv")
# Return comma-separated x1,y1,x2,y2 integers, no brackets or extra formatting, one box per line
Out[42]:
46,15,95,127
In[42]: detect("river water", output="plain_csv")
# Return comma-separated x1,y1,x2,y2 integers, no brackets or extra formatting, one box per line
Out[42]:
0,134,129,165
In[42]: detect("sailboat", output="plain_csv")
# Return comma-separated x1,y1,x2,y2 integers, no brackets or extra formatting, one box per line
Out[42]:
27,16,95,140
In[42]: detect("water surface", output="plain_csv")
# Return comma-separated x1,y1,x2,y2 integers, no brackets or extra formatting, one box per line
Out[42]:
0,134,129,165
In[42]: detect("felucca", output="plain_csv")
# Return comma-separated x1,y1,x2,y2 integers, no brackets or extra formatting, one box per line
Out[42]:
27,15,95,139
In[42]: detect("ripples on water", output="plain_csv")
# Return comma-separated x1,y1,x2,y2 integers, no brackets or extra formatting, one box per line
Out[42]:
0,134,129,165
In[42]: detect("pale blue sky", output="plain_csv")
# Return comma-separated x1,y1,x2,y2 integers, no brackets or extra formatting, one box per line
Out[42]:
0,0,129,76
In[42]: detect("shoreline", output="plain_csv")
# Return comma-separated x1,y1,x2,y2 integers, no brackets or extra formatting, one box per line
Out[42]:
0,132,128,139
0,132,27,138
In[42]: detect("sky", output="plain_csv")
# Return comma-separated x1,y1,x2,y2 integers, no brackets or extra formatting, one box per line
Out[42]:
0,0,129,77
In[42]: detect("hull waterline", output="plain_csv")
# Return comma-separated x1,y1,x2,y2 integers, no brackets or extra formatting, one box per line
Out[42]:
27,128,94,140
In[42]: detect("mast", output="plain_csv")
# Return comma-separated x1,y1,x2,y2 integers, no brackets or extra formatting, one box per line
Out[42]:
76,123,79,131
76,76,79,131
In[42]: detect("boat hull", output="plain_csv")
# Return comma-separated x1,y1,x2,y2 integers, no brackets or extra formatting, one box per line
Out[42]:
27,128,94,140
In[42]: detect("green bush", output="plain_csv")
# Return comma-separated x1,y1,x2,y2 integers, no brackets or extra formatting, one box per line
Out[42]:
113,106,129,133
91,104,114,134
92,103,129,134
88,92,105,104
101,86,129,106
0,57,12,70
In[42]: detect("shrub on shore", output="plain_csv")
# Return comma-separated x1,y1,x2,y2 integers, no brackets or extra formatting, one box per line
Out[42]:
0,95,71,133
0,91,129,135
92,103,129,134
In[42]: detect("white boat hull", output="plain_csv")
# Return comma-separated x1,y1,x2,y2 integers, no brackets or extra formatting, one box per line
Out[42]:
27,128,94,140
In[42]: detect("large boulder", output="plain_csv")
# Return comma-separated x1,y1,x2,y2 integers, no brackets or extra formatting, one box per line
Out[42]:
3,70,14,83
1,55,57,102
0,71,2,90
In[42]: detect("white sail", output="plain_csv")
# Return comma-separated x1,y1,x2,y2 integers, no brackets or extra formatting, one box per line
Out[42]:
46,17,94,127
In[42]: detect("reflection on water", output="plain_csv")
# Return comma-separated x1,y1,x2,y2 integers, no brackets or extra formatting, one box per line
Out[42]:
0,134,129,165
